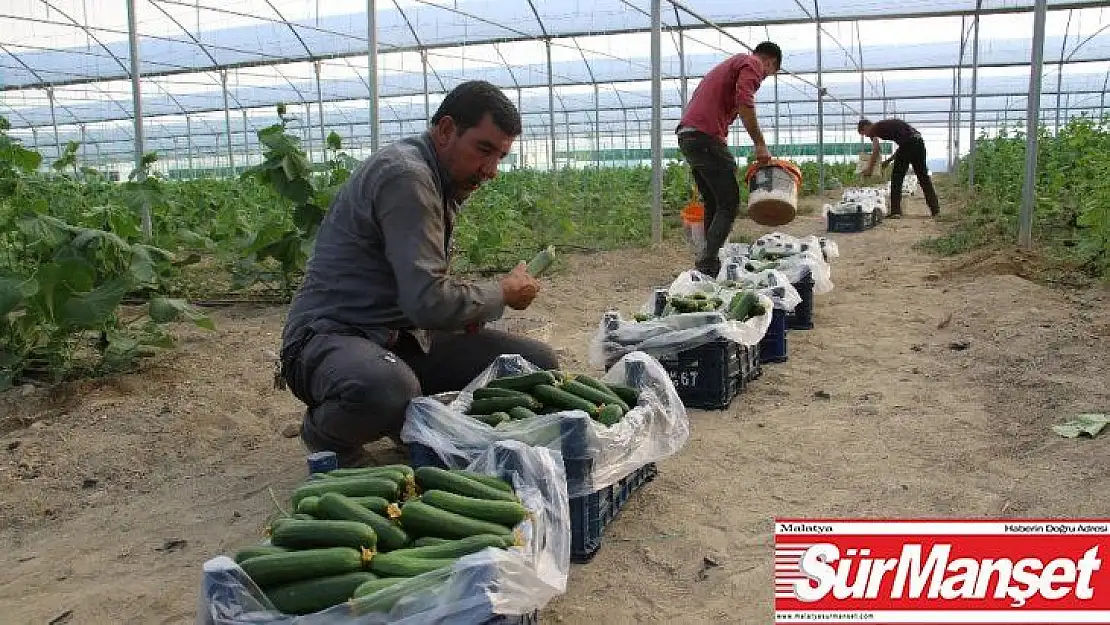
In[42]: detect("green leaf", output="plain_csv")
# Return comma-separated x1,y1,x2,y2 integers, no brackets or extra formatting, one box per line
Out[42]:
148,297,215,330
58,276,132,330
0,275,38,316
327,131,342,151
1053,414,1110,439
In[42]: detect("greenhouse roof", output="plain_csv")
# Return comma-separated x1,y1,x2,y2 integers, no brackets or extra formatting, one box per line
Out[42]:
2,0,1109,166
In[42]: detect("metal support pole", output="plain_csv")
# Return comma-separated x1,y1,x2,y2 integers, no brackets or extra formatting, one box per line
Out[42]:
315,60,327,153
1055,10,1071,133
47,87,62,162
678,27,688,110
125,0,151,239
367,0,380,152
516,89,525,168
421,49,430,124
79,124,87,166
186,115,194,173
546,39,556,170
593,83,601,168
955,16,966,167
815,6,825,193
650,0,662,244
968,2,981,188
241,109,250,166
220,70,235,174
774,75,780,147
304,103,313,161
1019,0,1048,250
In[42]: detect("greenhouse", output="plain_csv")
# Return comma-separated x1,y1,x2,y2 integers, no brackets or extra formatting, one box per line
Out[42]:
2,1,1109,624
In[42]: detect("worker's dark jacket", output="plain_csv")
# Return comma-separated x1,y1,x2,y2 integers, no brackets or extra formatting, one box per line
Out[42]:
281,132,504,362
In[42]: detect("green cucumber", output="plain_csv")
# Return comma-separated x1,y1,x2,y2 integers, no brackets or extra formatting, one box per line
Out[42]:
317,493,410,552
239,546,368,588
349,575,448,614
727,291,760,321
325,464,415,479
472,387,535,401
368,552,459,578
420,489,528,527
604,383,641,407
296,496,321,517
467,395,541,414
270,519,377,552
233,544,288,564
352,576,407,598
531,383,600,416
290,475,400,507
400,499,514,540
597,403,624,426
560,379,630,412
291,512,315,521
265,571,377,615
507,406,538,420
378,534,510,560
414,466,519,502
470,412,510,427
526,245,556,277
412,536,451,547
484,371,557,392
446,470,514,493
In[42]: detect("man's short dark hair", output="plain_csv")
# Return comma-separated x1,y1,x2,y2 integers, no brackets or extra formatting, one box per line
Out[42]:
857,118,872,133
753,41,782,68
431,80,522,137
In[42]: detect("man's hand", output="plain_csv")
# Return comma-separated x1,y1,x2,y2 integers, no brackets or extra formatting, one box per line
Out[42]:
882,158,893,170
500,261,539,310
754,143,772,164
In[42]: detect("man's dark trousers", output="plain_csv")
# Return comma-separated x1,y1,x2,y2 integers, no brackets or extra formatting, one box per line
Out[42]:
890,135,940,216
678,129,739,277
282,326,559,464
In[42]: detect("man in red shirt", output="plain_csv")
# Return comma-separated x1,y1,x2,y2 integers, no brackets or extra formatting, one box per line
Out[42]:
858,117,940,218
676,41,782,276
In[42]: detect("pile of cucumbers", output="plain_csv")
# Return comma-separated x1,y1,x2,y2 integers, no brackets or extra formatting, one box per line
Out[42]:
232,464,530,616
466,369,641,427
631,290,765,323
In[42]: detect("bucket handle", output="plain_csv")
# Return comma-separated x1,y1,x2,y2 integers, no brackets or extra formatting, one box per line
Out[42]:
743,159,803,186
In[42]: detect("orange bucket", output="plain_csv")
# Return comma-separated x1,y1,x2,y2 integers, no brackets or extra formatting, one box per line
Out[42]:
680,184,707,257
744,159,804,227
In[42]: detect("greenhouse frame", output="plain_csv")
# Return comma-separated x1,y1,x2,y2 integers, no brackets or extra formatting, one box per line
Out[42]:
3,0,1109,246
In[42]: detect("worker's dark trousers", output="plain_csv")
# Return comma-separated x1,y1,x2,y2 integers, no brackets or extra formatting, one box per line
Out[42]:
891,135,940,215
282,327,559,464
678,130,740,277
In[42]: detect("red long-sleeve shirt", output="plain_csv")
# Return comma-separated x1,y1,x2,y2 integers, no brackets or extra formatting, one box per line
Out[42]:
679,54,767,142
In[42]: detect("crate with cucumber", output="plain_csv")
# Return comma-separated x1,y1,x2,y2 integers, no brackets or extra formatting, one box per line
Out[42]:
630,289,766,323
229,464,537,619
464,369,642,428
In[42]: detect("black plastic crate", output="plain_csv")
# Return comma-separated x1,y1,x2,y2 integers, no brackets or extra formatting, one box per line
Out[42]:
657,338,740,409
827,210,875,233
570,462,657,563
657,338,761,410
787,276,815,331
410,443,656,565
760,308,789,363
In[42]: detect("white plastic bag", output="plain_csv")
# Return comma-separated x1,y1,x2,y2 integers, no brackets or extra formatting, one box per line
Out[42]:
195,440,570,625
715,265,803,311
750,233,836,294
401,352,688,499
589,271,773,369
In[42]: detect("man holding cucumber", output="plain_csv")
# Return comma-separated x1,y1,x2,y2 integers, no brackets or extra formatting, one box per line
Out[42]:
280,80,559,468
676,41,782,277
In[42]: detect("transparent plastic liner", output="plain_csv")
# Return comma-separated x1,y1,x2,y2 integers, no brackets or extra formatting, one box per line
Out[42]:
724,233,837,295
588,271,773,369
713,266,803,311
195,440,571,625
401,352,689,500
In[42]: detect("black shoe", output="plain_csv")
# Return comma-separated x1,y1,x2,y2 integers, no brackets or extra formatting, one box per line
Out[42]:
930,208,940,217
299,419,377,469
889,212,903,219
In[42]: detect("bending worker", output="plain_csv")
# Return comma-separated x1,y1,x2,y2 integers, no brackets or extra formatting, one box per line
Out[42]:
857,117,941,218
676,41,782,277
279,80,559,468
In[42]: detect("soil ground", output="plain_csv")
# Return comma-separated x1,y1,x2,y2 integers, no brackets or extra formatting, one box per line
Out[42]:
2,190,1108,624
